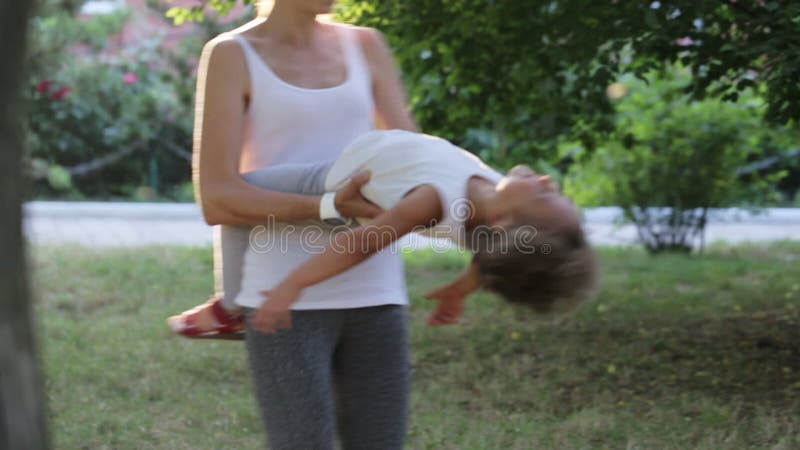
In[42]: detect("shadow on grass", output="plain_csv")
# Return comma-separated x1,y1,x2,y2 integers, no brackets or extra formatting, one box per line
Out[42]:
406,241,800,419
548,308,800,414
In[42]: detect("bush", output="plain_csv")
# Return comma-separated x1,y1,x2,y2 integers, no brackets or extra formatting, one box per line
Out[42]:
564,68,794,252
24,5,204,200
26,49,194,199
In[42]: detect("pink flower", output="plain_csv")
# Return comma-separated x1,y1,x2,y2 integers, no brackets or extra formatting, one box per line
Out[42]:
122,72,138,85
36,80,52,94
676,37,694,47
50,86,71,101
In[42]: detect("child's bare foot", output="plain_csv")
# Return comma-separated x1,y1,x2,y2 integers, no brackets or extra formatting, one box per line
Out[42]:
166,297,245,340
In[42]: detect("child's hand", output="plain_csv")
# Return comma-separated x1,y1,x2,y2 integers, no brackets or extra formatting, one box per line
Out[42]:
254,283,302,334
424,283,467,326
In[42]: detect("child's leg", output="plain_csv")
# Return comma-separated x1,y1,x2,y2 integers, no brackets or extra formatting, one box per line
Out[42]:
240,161,333,195
168,225,251,337
215,161,334,310
215,224,250,310
170,161,335,336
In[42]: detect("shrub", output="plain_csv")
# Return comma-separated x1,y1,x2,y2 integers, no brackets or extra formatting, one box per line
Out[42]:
564,68,793,252
24,4,202,200
25,50,194,198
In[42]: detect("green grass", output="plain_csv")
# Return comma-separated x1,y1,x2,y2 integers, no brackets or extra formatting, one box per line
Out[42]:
32,242,800,449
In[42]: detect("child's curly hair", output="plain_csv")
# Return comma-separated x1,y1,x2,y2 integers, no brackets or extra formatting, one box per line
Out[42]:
473,224,598,313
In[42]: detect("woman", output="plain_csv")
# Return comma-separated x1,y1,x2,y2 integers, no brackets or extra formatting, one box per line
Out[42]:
189,0,417,448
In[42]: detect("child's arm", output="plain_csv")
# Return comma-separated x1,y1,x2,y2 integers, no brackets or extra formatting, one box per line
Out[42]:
252,185,443,333
424,260,482,326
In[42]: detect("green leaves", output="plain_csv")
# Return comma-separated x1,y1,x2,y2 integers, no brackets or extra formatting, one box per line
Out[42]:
165,6,205,26
164,0,257,24
46,165,73,190
179,1,799,169
564,67,792,252
25,6,202,199
339,0,627,164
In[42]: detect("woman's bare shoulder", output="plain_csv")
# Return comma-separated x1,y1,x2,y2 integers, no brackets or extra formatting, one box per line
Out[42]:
339,24,384,47
197,32,250,96
221,18,266,40
199,31,252,75
201,33,242,56
332,23,392,66
201,17,266,55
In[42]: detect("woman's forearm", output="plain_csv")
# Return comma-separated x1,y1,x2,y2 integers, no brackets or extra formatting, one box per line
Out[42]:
200,178,320,225
198,163,331,225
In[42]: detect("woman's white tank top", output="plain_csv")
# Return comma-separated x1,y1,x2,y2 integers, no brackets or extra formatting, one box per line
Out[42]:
227,25,408,310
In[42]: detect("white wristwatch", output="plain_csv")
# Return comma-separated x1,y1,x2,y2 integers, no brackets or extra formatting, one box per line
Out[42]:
319,192,346,225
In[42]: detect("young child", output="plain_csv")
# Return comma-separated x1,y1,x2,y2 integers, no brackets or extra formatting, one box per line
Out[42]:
168,130,598,337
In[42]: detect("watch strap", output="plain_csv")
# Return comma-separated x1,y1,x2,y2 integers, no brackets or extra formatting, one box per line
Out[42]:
320,192,344,222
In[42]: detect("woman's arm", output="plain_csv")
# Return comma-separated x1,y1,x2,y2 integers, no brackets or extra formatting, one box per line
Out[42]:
193,38,381,226
193,38,316,225
252,185,443,333
358,28,419,132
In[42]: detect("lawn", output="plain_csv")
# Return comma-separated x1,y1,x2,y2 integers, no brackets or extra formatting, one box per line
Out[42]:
32,242,800,449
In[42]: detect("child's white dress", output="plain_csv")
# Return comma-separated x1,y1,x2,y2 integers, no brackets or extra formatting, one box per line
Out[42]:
231,130,503,308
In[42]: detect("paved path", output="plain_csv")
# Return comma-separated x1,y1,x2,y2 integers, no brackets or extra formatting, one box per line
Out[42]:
23,202,800,248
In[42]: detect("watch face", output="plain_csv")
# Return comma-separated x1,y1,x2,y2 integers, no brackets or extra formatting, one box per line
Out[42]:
322,217,347,226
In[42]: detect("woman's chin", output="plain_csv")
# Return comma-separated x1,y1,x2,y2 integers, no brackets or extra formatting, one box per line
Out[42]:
310,0,335,15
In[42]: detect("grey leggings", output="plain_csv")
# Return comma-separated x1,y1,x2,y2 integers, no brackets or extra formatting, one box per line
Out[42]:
213,161,334,309
245,305,410,450
223,162,409,449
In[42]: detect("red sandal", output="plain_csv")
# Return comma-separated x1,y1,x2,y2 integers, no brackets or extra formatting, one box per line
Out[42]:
167,296,245,340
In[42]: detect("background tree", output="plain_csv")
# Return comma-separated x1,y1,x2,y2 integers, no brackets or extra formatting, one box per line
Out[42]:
177,1,799,166
631,0,800,125
339,0,800,163
339,0,629,165
0,0,50,448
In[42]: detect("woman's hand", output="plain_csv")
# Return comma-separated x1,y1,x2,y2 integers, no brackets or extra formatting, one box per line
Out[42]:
254,283,303,334
334,171,383,219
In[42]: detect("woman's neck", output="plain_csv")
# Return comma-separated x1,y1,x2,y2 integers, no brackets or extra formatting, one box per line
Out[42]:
259,2,321,46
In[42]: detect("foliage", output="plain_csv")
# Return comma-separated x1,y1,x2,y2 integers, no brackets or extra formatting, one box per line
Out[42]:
23,4,207,199
341,0,800,164
564,68,794,252
338,0,625,166
35,244,800,449
28,0,128,69
35,1,798,200
172,1,800,170
23,1,259,200
166,0,242,25
630,0,800,125
27,61,191,197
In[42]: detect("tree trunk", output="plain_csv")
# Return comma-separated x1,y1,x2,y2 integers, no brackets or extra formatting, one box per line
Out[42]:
0,0,50,449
